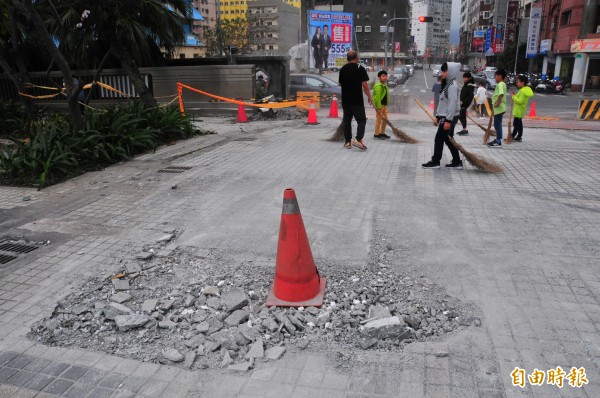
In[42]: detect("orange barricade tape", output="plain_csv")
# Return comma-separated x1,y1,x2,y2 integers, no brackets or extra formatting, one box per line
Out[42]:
177,82,312,109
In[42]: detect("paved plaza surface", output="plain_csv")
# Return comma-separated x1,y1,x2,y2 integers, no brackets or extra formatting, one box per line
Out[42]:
1,111,600,398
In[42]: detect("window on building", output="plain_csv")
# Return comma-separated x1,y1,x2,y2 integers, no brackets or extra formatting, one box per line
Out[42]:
356,13,360,19
269,45,274,50
179,54,186,59
365,26,371,32
194,53,200,58
481,11,490,19
356,26,362,32
357,40,362,46
560,10,571,26
365,11,371,20
364,39,371,46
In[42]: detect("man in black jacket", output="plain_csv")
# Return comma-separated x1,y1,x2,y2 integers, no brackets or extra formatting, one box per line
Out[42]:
339,50,373,150
457,72,475,136
321,25,332,70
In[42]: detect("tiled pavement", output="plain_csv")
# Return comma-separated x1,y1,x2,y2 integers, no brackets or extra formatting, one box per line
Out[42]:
1,116,600,397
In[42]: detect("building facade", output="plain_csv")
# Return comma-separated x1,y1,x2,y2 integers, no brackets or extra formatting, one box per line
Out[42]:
538,0,600,92
248,0,302,54
410,0,452,64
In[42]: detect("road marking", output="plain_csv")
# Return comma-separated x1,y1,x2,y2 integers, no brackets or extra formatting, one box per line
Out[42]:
420,89,426,93
424,70,429,89
403,89,409,92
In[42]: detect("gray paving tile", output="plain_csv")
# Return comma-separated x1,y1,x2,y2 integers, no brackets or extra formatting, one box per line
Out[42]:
64,382,94,398
44,378,75,395
42,362,70,377
0,351,18,366
98,372,126,389
23,373,55,391
5,355,34,369
87,386,114,398
61,365,90,381
4,370,36,387
0,367,18,383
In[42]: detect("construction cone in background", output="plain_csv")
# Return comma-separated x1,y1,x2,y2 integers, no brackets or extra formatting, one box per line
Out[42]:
266,188,326,307
329,95,339,118
307,99,319,124
429,98,435,111
528,101,537,117
237,98,248,123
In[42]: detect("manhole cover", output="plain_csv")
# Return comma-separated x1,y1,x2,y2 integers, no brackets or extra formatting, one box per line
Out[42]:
157,166,192,174
234,137,257,142
0,242,38,254
0,254,18,265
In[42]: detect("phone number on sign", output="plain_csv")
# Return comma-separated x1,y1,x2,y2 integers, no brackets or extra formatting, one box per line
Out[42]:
330,44,351,54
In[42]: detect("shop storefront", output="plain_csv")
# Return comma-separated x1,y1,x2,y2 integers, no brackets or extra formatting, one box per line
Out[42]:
570,38,600,93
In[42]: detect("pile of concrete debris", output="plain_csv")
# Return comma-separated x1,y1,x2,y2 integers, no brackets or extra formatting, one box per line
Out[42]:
29,234,477,372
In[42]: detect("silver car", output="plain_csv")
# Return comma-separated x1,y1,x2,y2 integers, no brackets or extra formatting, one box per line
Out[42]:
432,64,442,77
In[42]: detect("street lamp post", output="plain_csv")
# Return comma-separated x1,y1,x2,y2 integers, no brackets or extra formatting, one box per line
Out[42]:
384,17,410,70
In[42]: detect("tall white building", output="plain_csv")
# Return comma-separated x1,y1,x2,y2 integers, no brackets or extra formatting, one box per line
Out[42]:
410,0,452,62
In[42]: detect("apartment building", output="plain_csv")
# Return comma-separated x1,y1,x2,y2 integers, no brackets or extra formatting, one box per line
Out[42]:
248,0,302,54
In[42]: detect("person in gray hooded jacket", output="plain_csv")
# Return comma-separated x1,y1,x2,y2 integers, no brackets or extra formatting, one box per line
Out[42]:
422,62,462,169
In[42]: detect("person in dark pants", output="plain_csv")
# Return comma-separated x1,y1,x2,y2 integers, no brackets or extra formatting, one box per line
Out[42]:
311,27,321,69
457,71,475,136
511,75,533,142
321,25,332,70
432,76,441,115
339,50,373,150
422,62,462,169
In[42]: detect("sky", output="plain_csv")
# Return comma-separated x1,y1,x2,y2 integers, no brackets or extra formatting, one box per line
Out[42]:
451,0,460,45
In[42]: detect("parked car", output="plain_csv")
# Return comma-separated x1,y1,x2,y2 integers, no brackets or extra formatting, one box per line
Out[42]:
414,63,424,70
484,66,497,72
395,66,409,84
329,66,341,72
359,62,372,71
460,64,471,72
406,65,415,77
432,64,442,77
474,71,497,90
289,73,341,98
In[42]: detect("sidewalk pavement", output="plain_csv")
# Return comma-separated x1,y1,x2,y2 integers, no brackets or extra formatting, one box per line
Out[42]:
1,114,600,397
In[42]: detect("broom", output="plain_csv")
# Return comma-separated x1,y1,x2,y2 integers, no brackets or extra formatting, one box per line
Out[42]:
504,100,514,144
327,121,345,141
467,114,494,141
482,99,495,145
375,108,419,143
414,99,503,173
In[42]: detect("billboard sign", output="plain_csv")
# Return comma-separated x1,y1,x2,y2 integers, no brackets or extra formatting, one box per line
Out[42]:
473,30,485,38
539,39,552,54
505,1,519,46
485,28,494,56
309,10,353,69
394,42,401,52
494,24,504,53
571,38,600,53
526,7,542,58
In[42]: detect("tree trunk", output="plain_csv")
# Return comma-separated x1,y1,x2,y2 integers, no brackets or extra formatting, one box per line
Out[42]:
85,48,112,105
20,0,84,131
0,51,36,121
111,43,157,108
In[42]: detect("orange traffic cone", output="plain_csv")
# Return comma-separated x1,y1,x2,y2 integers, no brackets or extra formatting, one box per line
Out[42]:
329,95,339,118
266,188,326,307
528,101,537,117
237,98,248,123
429,98,435,111
307,99,319,124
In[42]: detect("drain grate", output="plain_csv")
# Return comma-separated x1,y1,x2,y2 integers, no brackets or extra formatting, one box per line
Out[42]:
234,137,257,142
0,253,18,265
157,166,192,174
0,242,38,254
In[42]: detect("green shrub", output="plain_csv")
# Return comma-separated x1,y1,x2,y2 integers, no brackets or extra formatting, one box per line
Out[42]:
0,101,202,188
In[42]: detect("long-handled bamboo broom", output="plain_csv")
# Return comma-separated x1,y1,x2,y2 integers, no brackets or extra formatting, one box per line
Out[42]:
327,121,345,141
375,108,419,143
415,99,503,173
505,100,514,144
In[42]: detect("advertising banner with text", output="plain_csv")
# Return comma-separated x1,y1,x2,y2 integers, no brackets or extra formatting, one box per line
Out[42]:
309,10,353,69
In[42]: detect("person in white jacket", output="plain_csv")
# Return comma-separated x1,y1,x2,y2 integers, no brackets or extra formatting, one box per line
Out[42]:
475,82,488,119
422,62,462,169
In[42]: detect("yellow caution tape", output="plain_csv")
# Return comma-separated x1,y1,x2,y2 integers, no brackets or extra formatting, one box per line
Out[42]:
177,82,312,109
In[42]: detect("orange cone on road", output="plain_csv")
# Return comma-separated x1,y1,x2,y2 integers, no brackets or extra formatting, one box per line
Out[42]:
237,98,248,123
429,98,435,111
329,95,339,118
528,101,537,118
266,188,326,307
307,99,319,124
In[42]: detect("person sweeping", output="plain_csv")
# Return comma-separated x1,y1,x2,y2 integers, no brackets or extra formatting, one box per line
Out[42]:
373,70,391,140
511,75,534,142
422,62,462,170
